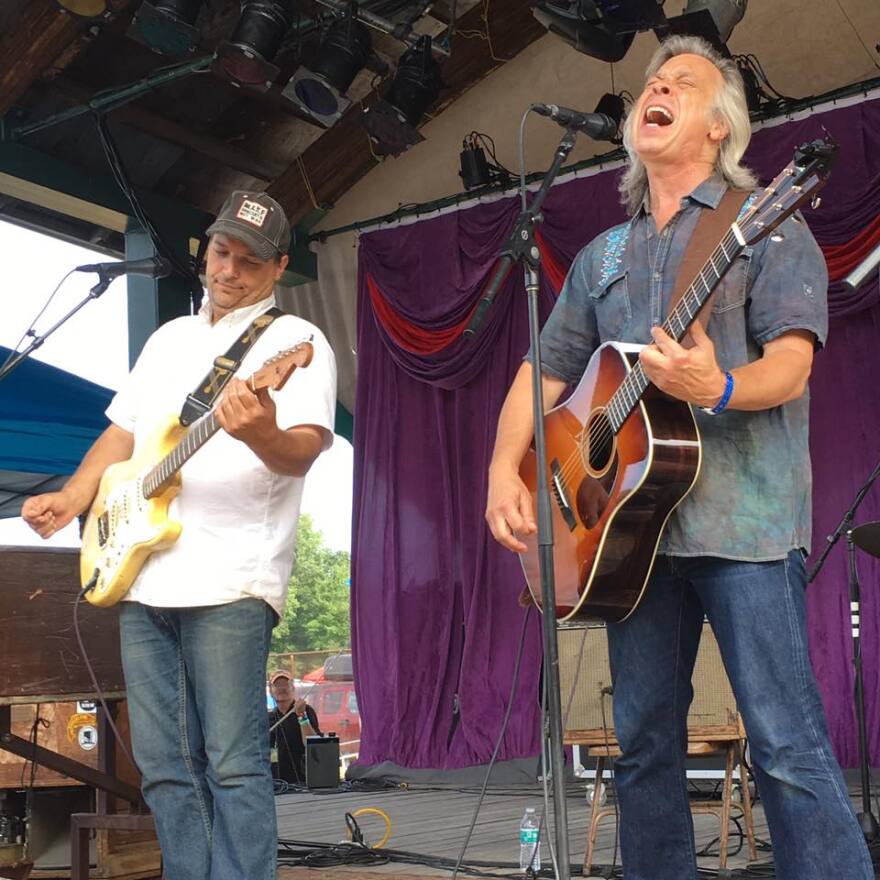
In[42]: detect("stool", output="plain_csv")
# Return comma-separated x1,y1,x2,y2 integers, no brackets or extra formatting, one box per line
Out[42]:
583,733,756,874
70,812,156,880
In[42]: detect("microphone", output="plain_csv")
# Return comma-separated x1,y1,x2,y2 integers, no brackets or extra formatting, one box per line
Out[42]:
532,103,619,141
75,256,173,279
844,241,880,292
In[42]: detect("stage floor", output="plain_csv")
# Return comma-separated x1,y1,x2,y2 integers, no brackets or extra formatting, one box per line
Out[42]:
274,778,774,878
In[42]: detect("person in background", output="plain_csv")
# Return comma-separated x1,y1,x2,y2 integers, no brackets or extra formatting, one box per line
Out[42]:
268,670,321,786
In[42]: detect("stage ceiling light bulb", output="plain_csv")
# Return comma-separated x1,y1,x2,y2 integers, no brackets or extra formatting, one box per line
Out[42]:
282,9,372,127
129,0,205,55
215,0,294,91
55,0,110,18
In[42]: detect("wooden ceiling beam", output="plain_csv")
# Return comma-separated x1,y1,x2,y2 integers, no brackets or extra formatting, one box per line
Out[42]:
50,77,286,182
0,1,89,117
266,0,546,226
0,0,135,118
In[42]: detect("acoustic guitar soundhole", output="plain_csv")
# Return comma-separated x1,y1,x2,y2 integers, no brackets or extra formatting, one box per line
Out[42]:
584,409,615,476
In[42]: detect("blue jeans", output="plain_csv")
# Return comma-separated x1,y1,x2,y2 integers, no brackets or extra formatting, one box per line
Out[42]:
119,598,276,880
606,552,873,880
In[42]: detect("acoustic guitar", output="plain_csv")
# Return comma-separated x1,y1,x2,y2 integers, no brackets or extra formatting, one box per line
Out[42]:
80,341,313,607
519,140,836,623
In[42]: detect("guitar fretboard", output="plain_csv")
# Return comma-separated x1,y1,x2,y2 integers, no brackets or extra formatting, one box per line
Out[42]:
605,228,744,433
142,412,221,499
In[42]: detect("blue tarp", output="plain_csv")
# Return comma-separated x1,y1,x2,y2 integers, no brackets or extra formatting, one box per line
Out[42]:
0,345,112,516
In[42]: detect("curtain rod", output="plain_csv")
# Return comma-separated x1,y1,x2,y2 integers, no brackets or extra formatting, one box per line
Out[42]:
308,75,880,245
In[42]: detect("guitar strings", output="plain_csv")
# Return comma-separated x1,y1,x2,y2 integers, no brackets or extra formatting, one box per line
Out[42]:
550,229,741,491
550,170,807,487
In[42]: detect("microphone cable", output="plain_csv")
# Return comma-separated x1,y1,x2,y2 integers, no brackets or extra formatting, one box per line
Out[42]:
94,114,203,311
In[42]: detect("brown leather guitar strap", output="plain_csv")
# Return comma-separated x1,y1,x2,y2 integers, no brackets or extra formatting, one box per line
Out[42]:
666,187,751,336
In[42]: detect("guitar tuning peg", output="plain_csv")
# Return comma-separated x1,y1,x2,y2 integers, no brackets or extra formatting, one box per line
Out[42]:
811,195,822,209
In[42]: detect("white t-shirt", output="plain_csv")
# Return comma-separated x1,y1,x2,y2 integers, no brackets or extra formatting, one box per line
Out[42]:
105,294,337,617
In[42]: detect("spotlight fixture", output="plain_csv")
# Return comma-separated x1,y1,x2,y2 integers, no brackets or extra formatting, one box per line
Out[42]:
55,0,110,18
129,0,204,55
214,0,294,91
593,91,626,143
282,6,372,127
533,0,668,64
361,36,442,157
675,0,747,45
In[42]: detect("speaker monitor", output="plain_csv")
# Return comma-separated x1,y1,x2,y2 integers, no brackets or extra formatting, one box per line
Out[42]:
558,621,738,737
306,735,340,789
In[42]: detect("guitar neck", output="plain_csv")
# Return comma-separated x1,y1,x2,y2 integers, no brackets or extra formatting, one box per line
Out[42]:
606,226,744,433
143,411,222,498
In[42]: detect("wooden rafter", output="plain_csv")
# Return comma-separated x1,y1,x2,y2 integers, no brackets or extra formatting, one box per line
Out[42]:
0,0,134,118
49,77,286,182
267,0,546,225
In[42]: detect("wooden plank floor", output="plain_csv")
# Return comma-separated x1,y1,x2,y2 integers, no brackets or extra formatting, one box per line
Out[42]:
275,779,773,878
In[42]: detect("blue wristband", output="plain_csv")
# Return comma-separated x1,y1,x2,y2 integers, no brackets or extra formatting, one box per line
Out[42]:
703,371,734,415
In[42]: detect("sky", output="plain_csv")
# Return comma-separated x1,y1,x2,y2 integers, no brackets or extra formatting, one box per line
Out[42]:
0,219,353,553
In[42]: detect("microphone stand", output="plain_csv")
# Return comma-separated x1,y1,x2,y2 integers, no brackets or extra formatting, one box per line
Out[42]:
0,272,115,383
808,459,880,841
471,125,579,880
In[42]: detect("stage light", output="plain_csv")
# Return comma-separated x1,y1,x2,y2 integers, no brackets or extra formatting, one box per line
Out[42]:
129,1,205,55
361,36,441,157
55,0,110,18
593,91,626,143
282,8,372,127
214,0,294,91
533,0,668,64
679,0,747,44
386,36,441,127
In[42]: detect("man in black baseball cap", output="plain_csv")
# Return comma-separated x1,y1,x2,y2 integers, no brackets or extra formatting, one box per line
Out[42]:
202,191,294,324
206,190,291,262
24,182,338,880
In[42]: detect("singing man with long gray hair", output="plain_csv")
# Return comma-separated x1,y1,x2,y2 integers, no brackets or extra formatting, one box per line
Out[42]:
486,35,872,880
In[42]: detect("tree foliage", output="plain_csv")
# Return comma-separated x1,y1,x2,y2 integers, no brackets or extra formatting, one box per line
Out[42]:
271,513,351,654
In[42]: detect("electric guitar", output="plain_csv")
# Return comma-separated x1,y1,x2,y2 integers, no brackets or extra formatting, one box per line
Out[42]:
519,139,837,623
80,341,313,607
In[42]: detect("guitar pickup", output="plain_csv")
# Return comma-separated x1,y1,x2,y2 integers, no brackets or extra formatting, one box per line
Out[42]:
551,459,577,532
97,512,109,547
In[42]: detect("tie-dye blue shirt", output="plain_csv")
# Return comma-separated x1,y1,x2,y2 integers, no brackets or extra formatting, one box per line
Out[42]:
538,175,828,560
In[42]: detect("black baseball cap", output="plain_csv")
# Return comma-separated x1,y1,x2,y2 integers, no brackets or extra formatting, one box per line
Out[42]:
206,190,291,261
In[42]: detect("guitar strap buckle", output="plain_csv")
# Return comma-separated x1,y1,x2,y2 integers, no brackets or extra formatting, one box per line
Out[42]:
178,306,285,426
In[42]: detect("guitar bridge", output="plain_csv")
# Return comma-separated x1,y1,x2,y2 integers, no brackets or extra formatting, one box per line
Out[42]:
551,459,577,532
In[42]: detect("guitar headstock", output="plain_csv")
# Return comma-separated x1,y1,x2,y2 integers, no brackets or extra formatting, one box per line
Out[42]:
738,137,838,247
249,337,314,393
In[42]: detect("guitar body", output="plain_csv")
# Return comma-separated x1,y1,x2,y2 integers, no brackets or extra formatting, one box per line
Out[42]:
519,342,702,623
80,416,185,607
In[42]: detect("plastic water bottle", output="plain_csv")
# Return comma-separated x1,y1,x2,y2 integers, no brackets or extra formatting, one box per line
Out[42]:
519,807,541,873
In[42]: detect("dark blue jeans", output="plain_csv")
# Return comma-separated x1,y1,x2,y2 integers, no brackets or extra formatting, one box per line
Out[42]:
119,598,276,880
607,552,873,880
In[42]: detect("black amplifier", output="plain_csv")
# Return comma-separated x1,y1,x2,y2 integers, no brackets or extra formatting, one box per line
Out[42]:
305,735,340,789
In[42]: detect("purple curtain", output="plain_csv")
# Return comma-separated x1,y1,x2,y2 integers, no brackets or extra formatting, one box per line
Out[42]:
352,93,880,769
